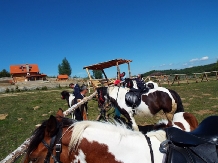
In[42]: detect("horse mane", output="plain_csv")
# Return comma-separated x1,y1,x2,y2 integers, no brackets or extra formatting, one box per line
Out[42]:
26,117,75,155
68,121,142,151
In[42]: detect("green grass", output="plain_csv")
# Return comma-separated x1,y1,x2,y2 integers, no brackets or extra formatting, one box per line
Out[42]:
0,80,218,160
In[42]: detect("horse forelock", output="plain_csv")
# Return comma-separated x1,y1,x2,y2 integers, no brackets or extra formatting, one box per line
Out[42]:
68,121,142,152
146,130,166,142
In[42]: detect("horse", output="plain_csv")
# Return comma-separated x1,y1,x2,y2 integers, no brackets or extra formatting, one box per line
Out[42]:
24,109,166,163
97,85,184,130
24,109,218,163
138,112,199,134
61,90,75,119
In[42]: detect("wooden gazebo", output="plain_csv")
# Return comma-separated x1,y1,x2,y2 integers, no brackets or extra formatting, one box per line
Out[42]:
83,58,132,89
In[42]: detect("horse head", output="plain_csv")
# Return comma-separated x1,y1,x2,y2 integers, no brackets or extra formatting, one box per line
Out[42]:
146,81,158,89
24,108,75,163
96,87,109,107
61,90,70,100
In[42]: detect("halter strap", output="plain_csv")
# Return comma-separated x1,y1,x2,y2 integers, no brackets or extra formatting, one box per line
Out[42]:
144,134,154,163
42,123,63,163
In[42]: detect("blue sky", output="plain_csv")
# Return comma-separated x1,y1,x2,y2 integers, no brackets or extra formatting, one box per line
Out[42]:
1,0,218,78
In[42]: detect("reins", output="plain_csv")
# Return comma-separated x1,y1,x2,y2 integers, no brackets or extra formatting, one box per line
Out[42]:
144,134,154,163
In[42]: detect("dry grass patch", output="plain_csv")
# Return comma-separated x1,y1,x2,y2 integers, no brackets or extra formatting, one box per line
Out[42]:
183,103,190,107
0,114,8,120
212,105,218,109
194,109,215,115
202,94,212,96
209,97,218,100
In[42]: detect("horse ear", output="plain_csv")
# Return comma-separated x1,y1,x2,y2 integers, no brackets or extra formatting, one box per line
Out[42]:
56,108,64,122
45,115,57,137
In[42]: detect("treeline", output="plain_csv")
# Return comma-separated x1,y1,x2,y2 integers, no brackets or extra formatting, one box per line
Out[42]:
0,69,10,78
142,61,218,77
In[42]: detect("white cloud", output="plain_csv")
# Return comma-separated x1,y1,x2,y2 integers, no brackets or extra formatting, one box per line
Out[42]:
159,64,166,67
183,63,188,66
190,58,199,62
169,63,173,66
200,56,209,61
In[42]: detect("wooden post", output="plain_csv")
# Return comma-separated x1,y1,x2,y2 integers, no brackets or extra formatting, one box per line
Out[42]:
185,75,189,84
196,74,198,83
127,62,131,78
116,61,120,80
86,68,92,80
102,69,108,83
214,71,218,80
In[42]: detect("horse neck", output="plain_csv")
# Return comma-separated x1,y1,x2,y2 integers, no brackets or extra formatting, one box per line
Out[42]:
109,86,127,99
64,121,165,163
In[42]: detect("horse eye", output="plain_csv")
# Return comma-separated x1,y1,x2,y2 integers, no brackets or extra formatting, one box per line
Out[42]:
30,158,38,162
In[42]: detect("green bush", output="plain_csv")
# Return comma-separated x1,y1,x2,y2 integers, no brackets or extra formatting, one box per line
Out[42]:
5,88,10,93
42,86,48,90
15,86,20,92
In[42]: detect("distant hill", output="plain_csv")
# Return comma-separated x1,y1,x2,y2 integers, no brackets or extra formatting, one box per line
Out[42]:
142,61,218,77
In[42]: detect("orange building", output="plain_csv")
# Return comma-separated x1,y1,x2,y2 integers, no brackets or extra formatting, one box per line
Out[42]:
10,64,47,82
57,74,69,81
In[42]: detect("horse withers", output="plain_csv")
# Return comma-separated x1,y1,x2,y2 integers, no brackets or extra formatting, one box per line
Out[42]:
97,86,184,130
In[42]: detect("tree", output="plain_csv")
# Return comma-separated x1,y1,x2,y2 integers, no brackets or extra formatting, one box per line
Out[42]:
92,70,103,79
0,69,10,78
58,57,72,76
213,60,218,71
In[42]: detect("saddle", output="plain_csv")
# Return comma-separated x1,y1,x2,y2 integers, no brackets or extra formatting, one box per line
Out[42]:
125,88,142,109
160,116,218,163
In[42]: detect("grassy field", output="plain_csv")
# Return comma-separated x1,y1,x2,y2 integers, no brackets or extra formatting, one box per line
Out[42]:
0,80,218,160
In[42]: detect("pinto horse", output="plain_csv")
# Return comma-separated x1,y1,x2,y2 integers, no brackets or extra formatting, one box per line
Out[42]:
24,109,166,163
97,86,184,130
23,109,218,163
138,112,199,134
61,90,75,119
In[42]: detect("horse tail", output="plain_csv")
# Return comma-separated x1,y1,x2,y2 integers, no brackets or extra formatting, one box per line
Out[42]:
168,89,184,113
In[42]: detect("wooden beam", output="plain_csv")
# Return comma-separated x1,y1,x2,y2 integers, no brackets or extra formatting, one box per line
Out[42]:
102,69,108,83
127,62,131,78
116,61,120,80
86,68,92,80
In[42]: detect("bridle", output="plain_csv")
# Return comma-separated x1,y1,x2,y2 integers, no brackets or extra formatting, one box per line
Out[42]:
41,123,63,163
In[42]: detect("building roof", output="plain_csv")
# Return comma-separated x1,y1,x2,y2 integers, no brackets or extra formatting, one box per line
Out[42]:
57,74,69,79
83,58,132,70
10,64,40,74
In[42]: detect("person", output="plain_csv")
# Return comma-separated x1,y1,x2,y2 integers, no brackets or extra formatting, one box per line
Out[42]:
119,72,126,87
114,79,121,86
120,72,126,81
135,74,146,91
69,83,80,96
73,85,88,121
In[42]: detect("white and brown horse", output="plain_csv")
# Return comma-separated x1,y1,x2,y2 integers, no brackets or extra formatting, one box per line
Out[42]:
23,109,218,163
97,86,184,130
138,112,199,134
61,90,75,119
24,109,166,163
